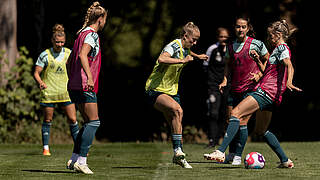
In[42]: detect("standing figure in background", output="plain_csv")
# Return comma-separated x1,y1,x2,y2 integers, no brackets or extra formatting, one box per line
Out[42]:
203,27,230,148
34,24,78,156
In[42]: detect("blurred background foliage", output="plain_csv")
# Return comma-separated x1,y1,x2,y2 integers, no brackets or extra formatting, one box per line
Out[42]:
0,0,318,143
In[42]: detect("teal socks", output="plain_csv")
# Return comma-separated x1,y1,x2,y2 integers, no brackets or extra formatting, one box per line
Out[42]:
69,122,79,143
218,116,240,152
264,131,288,163
235,125,248,156
79,120,100,157
172,134,183,151
42,122,51,146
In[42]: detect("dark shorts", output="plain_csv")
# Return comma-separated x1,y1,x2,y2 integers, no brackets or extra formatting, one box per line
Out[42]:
145,90,181,106
69,90,97,104
227,91,248,107
246,87,273,110
40,101,73,108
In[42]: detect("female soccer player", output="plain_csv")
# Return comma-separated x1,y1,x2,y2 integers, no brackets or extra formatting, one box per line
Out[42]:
204,20,301,168
34,24,78,156
205,16,270,165
145,22,208,168
66,1,107,174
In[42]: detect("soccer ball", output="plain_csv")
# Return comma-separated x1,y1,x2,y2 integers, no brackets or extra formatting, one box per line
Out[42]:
244,152,265,169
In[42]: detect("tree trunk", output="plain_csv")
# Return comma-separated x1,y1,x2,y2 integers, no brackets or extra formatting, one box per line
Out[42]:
0,0,17,86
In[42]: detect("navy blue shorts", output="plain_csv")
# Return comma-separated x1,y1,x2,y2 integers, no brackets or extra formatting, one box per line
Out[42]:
40,101,73,108
68,90,97,104
145,90,181,106
246,87,273,110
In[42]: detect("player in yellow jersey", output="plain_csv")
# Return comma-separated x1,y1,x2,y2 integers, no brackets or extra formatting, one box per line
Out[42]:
145,22,208,168
34,24,78,156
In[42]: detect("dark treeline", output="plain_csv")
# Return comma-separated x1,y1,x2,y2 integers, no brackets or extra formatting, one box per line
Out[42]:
17,0,319,141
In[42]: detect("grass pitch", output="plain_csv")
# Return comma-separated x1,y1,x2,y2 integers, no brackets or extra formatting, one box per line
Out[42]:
0,142,319,179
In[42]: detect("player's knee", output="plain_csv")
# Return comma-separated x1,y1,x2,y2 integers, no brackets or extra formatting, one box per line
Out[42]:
171,105,183,118
230,108,241,119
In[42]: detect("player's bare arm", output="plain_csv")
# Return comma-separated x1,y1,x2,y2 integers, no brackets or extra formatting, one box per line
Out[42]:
158,51,193,64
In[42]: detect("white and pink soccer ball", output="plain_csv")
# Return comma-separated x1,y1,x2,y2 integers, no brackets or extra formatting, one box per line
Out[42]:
244,152,265,169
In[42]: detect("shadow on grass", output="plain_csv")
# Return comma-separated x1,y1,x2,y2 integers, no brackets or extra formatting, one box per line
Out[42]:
188,161,237,164
208,166,241,170
22,169,75,174
188,161,216,164
112,166,156,170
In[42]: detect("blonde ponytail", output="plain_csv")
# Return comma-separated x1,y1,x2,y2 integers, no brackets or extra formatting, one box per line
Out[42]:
77,1,106,34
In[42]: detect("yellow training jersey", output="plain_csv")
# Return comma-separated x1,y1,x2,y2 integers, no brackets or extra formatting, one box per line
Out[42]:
145,39,190,95
40,48,71,103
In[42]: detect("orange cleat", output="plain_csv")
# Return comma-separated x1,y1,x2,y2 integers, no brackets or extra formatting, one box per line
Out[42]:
43,149,51,156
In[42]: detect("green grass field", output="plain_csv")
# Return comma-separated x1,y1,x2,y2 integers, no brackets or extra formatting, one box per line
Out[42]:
0,142,319,179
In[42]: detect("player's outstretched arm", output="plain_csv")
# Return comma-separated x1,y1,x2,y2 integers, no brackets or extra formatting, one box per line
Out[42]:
190,51,208,61
283,57,302,92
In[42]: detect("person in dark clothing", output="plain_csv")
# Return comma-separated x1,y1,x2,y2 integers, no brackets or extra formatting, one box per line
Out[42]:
204,27,230,148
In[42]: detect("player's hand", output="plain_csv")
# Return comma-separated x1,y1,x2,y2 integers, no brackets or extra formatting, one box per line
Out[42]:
250,50,260,61
287,83,302,92
183,55,194,63
86,78,94,91
197,54,209,61
249,72,261,82
39,82,47,90
219,81,227,93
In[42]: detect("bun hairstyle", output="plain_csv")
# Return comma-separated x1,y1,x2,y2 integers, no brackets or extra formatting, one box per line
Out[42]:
77,1,107,34
268,19,297,41
180,22,200,38
52,24,65,40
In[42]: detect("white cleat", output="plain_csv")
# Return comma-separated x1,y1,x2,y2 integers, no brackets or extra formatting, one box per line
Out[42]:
172,149,192,168
231,155,241,165
73,162,94,174
204,150,225,162
278,159,294,168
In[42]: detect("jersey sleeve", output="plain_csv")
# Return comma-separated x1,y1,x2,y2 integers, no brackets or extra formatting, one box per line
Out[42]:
35,51,48,68
251,39,268,57
84,32,98,48
162,42,174,56
279,46,290,61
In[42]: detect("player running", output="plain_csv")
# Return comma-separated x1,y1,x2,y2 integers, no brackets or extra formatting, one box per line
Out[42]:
34,24,78,156
145,22,208,168
204,20,301,168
